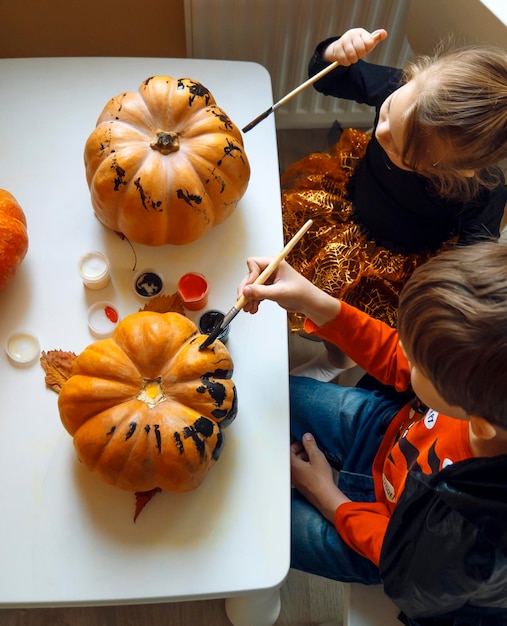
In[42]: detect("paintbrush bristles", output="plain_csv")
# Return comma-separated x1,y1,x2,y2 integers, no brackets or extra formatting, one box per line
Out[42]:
242,107,272,133
198,323,223,350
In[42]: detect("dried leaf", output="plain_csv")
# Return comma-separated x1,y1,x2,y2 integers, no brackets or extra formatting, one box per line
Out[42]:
133,487,162,522
140,292,186,315
40,349,77,394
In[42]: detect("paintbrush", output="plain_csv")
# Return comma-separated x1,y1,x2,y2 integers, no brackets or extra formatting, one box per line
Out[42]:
242,32,382,133
198,219,313,350
242,62,339,133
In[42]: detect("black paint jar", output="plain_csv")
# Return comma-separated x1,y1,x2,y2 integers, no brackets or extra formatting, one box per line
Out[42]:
198,309,230,344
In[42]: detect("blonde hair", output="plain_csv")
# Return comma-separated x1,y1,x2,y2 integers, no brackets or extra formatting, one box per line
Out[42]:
398,241,507,428
400,45,507,201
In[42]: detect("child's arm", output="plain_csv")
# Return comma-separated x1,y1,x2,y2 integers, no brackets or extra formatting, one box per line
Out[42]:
307,302,411,391
321,28,387,66
239,258,411,391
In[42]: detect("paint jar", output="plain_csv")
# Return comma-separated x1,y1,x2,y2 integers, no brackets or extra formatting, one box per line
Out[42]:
177,273,209,311
198,309,230,344
5,331,40,365
133,269,164,299
78,251,111,290
87,301,120,338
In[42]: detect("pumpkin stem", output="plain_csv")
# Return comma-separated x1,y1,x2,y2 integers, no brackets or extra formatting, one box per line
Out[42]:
137,377,166,407
150,131,180,155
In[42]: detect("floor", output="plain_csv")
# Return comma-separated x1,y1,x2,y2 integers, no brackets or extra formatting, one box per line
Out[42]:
0,568,343,626
0,128,346,626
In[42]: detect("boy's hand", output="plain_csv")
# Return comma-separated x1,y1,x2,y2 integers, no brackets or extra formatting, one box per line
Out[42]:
238,258,311,314
237,257,340,326
291,433,351,524
323,28,388,65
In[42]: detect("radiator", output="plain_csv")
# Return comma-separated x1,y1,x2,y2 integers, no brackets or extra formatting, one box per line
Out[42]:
184,0,414,129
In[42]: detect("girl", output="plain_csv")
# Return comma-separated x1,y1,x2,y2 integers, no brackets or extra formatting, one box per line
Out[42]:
284,28,507,381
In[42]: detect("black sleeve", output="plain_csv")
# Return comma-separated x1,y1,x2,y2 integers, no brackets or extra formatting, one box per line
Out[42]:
457,179,507,244
380,457,507,622
308,36,402,108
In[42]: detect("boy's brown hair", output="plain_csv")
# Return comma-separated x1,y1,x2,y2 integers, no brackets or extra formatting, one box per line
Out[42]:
397,241,507,428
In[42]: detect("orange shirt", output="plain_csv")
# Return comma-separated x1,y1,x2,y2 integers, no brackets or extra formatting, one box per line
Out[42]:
304,302,473,566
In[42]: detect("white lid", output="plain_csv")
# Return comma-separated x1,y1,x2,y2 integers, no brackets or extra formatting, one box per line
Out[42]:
87,301,120,338
5,331,40,365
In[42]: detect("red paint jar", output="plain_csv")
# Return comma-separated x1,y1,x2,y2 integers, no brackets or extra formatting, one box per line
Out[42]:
177,273,209,311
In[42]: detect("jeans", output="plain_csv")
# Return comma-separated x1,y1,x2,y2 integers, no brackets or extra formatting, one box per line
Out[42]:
289,375,407,584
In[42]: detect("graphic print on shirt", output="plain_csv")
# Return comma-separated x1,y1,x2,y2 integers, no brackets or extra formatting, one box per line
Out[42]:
424,408,438,429
382,409,456,503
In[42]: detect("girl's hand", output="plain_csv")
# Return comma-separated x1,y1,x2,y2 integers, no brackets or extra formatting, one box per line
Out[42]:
237,257,340,326
323,28,388,65
291,433,350,524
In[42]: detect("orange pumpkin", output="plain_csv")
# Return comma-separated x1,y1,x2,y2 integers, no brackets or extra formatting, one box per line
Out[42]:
58,311,237,493
0,189,29,292
84,76,250,246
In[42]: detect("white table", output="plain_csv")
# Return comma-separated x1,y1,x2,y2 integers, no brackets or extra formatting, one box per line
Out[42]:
0,57,289,626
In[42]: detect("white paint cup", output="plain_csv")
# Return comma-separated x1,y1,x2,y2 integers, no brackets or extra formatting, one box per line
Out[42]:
79,252,111,290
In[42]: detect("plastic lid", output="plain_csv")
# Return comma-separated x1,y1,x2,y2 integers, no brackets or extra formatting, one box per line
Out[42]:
87,301,120,337
133,269,164,298
5,331,40,365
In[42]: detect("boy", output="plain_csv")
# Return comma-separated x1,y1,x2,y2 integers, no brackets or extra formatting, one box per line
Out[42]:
238,241,507,624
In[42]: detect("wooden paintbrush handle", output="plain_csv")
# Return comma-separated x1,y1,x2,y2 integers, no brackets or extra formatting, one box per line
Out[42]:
233,219,313,310
273,31,382,111
274,61,339,110
198,219,314,350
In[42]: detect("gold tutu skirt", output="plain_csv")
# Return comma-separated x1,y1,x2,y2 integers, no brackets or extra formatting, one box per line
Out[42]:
282,128,437,333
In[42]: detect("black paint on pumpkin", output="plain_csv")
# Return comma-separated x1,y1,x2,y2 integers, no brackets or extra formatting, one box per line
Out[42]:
113,164,127,191
154,424,162,453
212,430,225,461
134,177,163,212
174,431,184,454
193,416,215,437
176,188,202,207
125,422,137,440
218,385,238,428
211,108,233,131
207,367,233,380
196,375,226,406
183,423,206,459
211,408,228,420
185,80,211,106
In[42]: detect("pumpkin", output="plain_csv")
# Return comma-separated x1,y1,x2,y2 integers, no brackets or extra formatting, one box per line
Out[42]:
58,311,237,492
84,76,250,246
0,189,29,292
